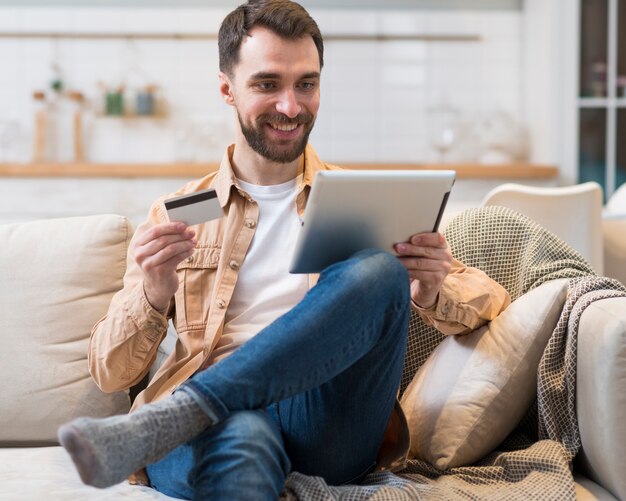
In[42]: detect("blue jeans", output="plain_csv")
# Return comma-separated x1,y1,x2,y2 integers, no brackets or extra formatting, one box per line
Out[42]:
147,249,410,500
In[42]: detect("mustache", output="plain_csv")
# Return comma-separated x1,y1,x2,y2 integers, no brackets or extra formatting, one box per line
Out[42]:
257,112,313,125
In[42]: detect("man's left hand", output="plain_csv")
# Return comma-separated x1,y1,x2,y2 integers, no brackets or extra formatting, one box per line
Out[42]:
394,232,452,309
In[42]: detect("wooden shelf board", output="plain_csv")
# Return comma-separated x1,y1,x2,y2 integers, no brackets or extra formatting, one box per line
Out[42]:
0,32,481,43
0,162,558,179
0,162,216,178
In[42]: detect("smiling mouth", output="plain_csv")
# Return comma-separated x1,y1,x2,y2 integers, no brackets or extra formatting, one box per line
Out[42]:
268,122,299,132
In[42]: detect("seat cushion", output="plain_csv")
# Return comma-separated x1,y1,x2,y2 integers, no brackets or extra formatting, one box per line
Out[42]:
401,278,568,470
0,215,132,445
574,473,619,501
0,447,180,500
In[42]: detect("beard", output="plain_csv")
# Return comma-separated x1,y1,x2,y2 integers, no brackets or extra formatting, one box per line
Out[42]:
238,111,315,164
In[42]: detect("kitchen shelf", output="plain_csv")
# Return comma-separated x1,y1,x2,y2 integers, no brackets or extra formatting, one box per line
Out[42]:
0,0,521,8
0,162,558,179
0,32,481,43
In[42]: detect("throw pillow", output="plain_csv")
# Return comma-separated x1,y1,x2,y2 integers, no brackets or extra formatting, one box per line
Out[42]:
0,215,132,445
400,278,568,470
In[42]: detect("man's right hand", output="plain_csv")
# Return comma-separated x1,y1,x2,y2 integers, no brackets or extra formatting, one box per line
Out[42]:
134,222,196,312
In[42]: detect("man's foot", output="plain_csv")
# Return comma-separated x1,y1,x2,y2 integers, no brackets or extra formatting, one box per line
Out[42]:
58,389,213,488
59,416,130,488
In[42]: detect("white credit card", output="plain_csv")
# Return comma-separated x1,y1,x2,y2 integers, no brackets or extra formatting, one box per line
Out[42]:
164,188,223,226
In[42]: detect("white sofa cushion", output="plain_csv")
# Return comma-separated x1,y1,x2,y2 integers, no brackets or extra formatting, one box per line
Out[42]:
0,215,132,445
401,278,568,470
0,446,179,500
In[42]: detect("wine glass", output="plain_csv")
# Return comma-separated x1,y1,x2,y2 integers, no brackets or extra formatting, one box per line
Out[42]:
432,126,456,163
428,103,459,164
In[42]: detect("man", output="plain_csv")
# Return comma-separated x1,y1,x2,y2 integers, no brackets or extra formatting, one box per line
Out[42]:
58,1,510,499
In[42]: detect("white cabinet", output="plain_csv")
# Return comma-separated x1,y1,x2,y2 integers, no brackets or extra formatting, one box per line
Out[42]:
573,0,626,198
526,0,626,199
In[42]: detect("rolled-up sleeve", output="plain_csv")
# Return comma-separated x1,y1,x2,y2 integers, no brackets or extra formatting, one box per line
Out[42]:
412,258,511,336
88,204,171,393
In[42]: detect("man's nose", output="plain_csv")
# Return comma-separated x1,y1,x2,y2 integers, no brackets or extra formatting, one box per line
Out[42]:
275,89,302,118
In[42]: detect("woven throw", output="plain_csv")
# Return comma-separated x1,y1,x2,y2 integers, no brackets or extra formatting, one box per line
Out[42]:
282,205,626,500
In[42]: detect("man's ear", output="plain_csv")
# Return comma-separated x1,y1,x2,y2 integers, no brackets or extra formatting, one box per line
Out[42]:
219,72,235,106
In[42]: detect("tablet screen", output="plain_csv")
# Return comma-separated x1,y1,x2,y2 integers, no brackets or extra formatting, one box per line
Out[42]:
289,169,455,273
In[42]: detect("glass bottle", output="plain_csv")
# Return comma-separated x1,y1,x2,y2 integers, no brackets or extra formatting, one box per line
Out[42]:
32,91,50,162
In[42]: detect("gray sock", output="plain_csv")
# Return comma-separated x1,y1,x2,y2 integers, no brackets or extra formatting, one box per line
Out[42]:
58,389,213,488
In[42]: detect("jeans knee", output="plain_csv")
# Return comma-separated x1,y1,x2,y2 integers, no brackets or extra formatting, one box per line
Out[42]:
191,410,290,474
226,410,282,448
348,249,410,306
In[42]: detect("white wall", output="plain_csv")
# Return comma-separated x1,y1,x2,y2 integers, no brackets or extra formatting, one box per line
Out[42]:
0,4,567,225
522,0,579,184
0,5,525,165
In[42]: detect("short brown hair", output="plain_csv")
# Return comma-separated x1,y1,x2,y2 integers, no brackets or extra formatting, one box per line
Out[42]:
218,0,324,77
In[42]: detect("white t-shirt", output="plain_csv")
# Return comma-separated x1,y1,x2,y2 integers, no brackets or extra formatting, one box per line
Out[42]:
207,176,309,365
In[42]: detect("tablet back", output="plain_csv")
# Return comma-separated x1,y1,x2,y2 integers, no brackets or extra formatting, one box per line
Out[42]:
289,169,455,273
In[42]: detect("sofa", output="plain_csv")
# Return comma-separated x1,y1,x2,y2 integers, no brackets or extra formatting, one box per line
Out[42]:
603,182,626,287
0,211,625,500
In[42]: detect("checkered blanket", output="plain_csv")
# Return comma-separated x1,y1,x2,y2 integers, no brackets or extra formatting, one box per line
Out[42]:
282,206,626,500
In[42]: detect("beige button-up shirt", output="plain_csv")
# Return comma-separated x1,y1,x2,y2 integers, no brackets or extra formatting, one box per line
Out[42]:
89,144,510,480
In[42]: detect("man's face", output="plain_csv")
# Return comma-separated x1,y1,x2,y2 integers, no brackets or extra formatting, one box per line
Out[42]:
222,26,321,164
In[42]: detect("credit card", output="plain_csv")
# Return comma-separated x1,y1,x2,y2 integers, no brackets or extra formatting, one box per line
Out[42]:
164,188,222,226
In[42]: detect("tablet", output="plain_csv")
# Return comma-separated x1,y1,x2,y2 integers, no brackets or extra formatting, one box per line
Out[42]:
289,169,455,273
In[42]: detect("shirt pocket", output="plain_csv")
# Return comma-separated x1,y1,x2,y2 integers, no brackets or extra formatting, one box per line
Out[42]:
174,246,220,333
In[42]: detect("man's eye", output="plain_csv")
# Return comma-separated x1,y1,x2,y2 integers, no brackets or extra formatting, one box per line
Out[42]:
299,82,316,90
257,82,276,91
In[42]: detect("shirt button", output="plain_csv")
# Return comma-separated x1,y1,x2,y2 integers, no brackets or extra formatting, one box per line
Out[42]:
217,299,226,309
186,256,193,263
229,260,240,270
245,219,256,228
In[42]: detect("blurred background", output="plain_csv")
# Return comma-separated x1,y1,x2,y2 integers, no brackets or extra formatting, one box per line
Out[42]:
0,0,622,225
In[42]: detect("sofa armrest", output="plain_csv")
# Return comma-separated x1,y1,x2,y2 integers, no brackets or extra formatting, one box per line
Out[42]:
576,297,626,500
603,215,626,286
